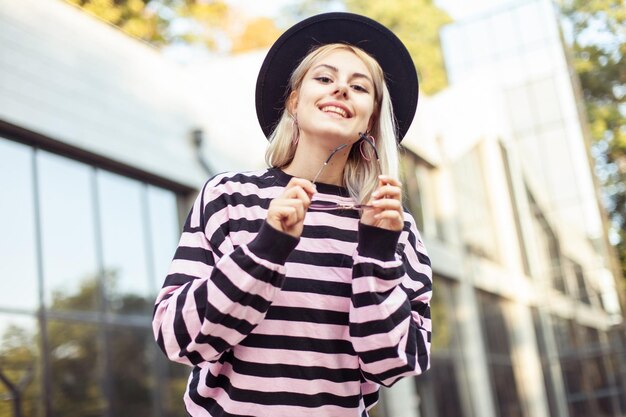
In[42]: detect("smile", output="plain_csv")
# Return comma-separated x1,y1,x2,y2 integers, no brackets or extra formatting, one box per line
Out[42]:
319,104,352,118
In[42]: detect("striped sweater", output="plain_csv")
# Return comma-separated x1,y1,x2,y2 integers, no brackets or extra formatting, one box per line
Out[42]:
153,167,432,417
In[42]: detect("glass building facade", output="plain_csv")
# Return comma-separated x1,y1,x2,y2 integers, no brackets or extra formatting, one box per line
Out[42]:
404,1,626,416
0,136,189,416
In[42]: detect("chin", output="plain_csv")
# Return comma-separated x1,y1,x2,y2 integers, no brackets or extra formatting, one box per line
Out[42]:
314,127,360,144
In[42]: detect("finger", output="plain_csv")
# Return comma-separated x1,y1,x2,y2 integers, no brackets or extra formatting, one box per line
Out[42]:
270,205,297,229
283,185,313,207
372,185,402,200
371,199,403,211
286,177,317,197
286,198,305,223
377,175,402,187
290,186,313,209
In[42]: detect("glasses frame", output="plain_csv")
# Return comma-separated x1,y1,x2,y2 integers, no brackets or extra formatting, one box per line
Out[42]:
309,133,381,211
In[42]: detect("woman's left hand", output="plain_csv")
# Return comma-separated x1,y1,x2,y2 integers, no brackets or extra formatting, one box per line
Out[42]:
360,175,404,232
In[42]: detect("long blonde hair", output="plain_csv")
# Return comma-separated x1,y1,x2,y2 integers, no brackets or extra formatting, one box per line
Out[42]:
265,43,400,204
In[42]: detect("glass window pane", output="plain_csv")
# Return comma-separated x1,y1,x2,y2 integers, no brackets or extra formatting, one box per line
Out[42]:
0,313,43,417
97,171,150,315
452,146,499,260
531,77,562,127
38,151,99,312
0,139,39,311
108,326,155,416
163,362,190,417
505,84,535,134
441,26,467,84
491,11,517,58
48,320,105,416
147,185,179,293
467,20,492,62
524,46,554,78
477,291,523,416
432,358,467,417
517,2,546,47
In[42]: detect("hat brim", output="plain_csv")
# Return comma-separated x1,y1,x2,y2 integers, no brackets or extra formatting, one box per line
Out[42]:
255,12,419,142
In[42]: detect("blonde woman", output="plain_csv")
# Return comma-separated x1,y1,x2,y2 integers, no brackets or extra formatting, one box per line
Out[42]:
153,12,432,417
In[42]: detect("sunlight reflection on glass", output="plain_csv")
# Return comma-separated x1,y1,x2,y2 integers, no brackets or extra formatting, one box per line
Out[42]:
97,170,150,314
0,139,38,311
38,151,99,311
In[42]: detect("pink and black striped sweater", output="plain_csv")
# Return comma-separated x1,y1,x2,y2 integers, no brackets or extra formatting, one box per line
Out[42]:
152,168,432,417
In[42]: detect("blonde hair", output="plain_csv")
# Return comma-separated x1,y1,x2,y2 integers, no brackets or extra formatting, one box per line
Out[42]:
264,43,400,204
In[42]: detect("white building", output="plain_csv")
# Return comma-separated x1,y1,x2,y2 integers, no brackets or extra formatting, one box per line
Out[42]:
0,0,623,416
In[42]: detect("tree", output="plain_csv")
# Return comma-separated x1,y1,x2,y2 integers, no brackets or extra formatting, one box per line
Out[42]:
0,271,186,416
231,17,282,54
559,0,626,284
65,0,280,53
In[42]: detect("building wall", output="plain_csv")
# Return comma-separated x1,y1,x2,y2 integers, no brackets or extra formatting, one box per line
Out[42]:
0,0,209,188
403,1,625,416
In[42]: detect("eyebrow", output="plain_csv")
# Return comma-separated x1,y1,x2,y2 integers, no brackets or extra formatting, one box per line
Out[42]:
312,64,373,84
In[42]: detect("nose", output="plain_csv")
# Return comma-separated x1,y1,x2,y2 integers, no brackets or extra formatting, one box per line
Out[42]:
334,81,349,98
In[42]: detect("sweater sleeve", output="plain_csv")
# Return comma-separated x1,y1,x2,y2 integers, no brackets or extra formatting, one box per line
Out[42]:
350,214,432,386
152,178,299,366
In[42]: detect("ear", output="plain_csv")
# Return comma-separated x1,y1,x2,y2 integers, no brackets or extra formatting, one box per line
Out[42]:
286,90,299,116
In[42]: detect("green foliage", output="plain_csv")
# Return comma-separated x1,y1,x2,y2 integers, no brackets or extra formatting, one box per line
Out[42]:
66,0,282,52
0,324,41,417
0,271,187,415
66,0,231,48
559,0,626,283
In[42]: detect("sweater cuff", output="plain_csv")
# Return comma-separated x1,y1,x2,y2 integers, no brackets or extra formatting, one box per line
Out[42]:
248,221,300,265
357,222,401,261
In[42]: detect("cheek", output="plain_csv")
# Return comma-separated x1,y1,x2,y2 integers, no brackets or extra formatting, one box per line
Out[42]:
359,100,376,122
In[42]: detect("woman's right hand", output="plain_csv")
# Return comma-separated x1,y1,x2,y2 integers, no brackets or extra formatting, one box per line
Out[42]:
267,177,316,238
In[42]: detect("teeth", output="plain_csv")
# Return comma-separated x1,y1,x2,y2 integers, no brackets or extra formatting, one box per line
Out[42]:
321,105,348,118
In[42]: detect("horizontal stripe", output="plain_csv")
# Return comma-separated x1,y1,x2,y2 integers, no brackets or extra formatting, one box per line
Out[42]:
265,306,348,325
281,277,351,297
240,334,356,355
222,353,361,383
174,245,215,265
288,249,354,268
200,371,361,408
233,345,358,369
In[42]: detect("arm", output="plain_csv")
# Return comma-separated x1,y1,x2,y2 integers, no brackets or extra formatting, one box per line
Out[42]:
352,174,432,386
350,218,432,386
152,177,300,366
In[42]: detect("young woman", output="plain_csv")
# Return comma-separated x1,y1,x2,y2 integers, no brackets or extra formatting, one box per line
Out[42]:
153,12,432,417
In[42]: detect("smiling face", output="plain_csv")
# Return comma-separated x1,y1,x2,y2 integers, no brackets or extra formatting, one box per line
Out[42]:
289,49,377,146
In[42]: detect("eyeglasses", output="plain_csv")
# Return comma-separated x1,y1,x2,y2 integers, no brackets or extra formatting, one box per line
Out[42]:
309,133,381,211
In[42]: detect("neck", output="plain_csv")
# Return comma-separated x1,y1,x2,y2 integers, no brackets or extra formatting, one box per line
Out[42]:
282,135,351,186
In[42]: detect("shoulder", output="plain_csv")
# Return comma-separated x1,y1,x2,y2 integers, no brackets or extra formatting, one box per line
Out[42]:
204,168,272,190
200,168,279,199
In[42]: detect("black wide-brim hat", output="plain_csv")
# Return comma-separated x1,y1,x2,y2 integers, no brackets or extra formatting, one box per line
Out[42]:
255,12,419,142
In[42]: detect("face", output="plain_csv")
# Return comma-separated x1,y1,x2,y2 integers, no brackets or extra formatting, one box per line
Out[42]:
290,49,376,146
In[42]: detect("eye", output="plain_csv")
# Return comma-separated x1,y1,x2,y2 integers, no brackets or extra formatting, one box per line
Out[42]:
314,76,333,84
351,84,369,93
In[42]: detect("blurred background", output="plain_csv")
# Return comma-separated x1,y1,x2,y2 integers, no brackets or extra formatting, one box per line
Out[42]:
0,0,625,416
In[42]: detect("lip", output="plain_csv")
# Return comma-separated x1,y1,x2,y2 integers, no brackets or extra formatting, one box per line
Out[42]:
318,101,353,118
